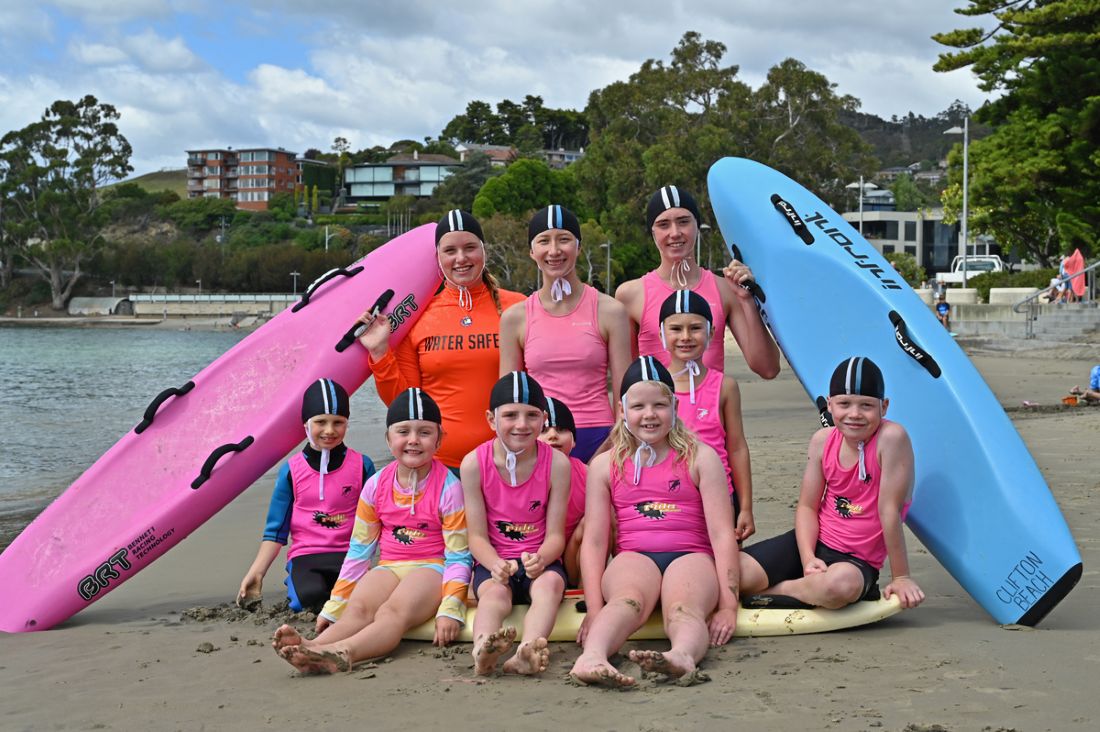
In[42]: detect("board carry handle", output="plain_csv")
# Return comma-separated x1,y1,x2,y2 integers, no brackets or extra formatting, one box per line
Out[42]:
727,243,767,304
334,289,396,353
190,436,255,490
769,194,815,245
134,381,196,434
291,265,365,313
888,310,942,378
815,396,834,427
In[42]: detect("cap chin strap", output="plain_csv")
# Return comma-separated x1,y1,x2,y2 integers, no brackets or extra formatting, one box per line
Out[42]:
304,421,331,501
397,466,421,515
673,360,701,404
549,276,573,302
503,444,525,487
671,260,691,288
620,395,661,485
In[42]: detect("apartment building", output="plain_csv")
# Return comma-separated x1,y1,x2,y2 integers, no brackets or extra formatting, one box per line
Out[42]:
343,151,459,206
185,147,300,210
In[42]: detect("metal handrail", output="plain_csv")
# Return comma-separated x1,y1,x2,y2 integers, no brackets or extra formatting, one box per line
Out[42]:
1013,260,1099,339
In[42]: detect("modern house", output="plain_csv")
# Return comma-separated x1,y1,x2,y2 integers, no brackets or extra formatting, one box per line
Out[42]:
543,147,584,169
343,152,459,207
185,147,299,210
455,143,515,167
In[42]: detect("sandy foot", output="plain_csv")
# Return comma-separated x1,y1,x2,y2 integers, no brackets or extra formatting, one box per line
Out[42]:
473,626,516,676
502,638,549,675
278,645,350,675
629,649,696,679
272,623,305,652
569,653,636,688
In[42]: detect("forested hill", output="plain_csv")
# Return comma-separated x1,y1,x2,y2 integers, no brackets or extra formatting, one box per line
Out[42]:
841,103,984,170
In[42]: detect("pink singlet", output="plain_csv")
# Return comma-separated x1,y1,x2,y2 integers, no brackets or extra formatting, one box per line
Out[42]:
372,460,449,562
817,423,909,569
565,455,587,539
287,448,365,560
637,269,726,373
476,439,553,558
612,451,712,556
675,368,732,493
524,285,612,427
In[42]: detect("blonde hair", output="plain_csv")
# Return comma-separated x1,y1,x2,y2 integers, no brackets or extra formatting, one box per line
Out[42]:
482,269,503,315
609,383,697,482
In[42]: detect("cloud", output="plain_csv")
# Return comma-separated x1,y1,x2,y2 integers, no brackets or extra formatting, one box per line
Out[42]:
69,40,129,66
121,29,202,72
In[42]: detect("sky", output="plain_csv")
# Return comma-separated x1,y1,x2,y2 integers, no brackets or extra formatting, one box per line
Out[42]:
0,1,992,177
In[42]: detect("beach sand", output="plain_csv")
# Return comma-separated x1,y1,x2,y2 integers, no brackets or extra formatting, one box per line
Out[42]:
1,344,1097,731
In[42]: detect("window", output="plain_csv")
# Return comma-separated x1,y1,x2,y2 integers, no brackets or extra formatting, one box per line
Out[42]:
204,166,220,176
905,246,917,256
905,221,917,241
203,179,220,189
209,152,222,160
882,244,895,253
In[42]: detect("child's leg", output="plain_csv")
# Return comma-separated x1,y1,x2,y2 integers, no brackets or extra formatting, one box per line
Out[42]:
273,567,398,651
471,579,516,675
503,569,564,675
630,554,717,679
279,567,441,674
739,552,771,595
768,562,865,609
570,553,661,688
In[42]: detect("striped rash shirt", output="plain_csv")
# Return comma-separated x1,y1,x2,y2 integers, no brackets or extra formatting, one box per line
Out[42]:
319,460,470,624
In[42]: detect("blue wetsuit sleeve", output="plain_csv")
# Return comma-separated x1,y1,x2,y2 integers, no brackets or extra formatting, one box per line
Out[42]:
362,454,377,484
261,462,294,545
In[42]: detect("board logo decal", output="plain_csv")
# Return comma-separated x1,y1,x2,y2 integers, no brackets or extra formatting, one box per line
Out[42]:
770,194,814,245
77,548,133,601
801,212,905,291
387,293,419,332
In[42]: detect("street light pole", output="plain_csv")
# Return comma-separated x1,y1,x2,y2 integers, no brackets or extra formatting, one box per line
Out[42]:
600,242,611,294
945,118,970,287
290,271,301,295
845,178,877,235
195,279,202,295
699,223,712,270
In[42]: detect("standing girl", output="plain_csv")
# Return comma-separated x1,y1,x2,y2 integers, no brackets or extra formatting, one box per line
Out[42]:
570,357,740,688
499,204,631,462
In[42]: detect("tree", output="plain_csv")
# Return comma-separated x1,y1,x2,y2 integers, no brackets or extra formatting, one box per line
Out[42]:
0,95,133,309
934,0,1100,262
332,136,351,183
891,174,923,212
480,213,537,292
472,158,581,219
430,152,498,211
883,251,926,287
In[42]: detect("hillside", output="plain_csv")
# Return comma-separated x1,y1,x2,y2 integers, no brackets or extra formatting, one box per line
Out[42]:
120,168,188,198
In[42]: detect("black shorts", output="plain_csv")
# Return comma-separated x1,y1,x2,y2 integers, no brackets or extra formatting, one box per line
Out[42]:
742,530,880,601
285,551,345,613
472,560,567,605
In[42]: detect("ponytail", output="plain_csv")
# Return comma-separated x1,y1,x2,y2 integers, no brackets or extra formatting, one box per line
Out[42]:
482,269,503,315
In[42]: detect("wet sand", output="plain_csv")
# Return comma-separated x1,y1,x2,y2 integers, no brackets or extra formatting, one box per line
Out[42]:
0,344,1097,731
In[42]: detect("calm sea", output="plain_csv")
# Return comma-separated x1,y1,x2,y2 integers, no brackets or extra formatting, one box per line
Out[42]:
0,326,389,548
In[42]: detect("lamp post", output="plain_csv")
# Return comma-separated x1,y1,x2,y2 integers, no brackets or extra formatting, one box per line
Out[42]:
845,177,878,235
699,223,712,270
109,280,116,298
195,279,202,295
945,118,970,287
290,271,301,295
600,241,611,294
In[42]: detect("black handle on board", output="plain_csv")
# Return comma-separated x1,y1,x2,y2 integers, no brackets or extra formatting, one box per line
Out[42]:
889,311,942,379
190,436,255,490
815,396,834,428
334,289,396,353
291,266,365,313
727,243,767,304
134,381,196,434
770,194,814,245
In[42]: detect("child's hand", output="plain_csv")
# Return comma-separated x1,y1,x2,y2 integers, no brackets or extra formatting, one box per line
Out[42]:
803,558,828,576
315,615,332,634
708,607,738,646
490,558,517,584
884,576,926,609
433,616,461,646
236,572,263,608
734,510,756,542
521,551,545,579
356,309,391,360
576,604,601,646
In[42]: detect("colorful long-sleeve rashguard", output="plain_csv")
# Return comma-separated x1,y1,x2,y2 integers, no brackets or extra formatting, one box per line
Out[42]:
319,460,470,624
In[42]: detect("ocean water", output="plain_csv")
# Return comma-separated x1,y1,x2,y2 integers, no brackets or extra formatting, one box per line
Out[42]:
0,326,389,547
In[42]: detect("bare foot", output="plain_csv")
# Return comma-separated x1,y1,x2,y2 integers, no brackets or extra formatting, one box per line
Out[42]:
569,652,636,688
272,624,305,652
502,637,549,675
473,626,516,676
629,648,696,679
1070,385,1083,395
278,644,350,675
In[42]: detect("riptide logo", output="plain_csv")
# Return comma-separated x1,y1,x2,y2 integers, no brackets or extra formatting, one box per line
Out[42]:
801,212,904,291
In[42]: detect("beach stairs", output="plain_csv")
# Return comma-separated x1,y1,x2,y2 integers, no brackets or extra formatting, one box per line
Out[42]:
1029,302,1100,342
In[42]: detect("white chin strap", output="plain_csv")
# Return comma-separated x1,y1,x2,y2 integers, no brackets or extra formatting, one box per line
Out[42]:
549,276,573,302
671,259,691,288
674,360,701,404
503,445,525,487
619,394,665,485
304,421,331,501
398,467,421,515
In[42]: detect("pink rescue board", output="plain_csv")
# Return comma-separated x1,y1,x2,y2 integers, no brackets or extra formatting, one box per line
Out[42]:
0,225,440,632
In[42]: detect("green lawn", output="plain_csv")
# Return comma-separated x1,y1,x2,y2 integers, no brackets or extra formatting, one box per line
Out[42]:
119,168,188,198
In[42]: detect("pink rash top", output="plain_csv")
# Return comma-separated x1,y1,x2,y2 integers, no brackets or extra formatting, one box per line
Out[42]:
286,448,365,561
675,369,732,494
565,455,587,539
637,269,726,373
612,451,712,556
523,284,612,427
816,422,909,569
476,439,553,558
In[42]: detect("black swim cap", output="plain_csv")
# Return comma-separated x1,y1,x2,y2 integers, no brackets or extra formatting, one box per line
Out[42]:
528,204,581,245
386,388,442,427
658,289,712,327
302,378,351,422
829,357,885,400
436,209,484,246
543,396,576,434
621,356,675,397
646,185,702,231
489,371,547,412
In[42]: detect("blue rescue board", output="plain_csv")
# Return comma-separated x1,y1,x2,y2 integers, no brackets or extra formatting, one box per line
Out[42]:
707,157,1081,626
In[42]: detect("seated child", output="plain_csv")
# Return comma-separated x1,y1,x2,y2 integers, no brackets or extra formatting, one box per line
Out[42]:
740,357,926,610
461,372,572,676
570,357,740,688
1069,364,1100,404
272,388,470,674
237,378,376,613
660,289,755,541
935,295,950,330
539,396,589,587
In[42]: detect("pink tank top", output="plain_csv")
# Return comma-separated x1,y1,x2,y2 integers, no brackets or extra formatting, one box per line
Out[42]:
637,269,725,373
612,451,712,556
676,369,732,494
524,285,612,427
566,456,587,539
373,460,449,562
287,448,365,560
817,423,909,569
476,439,553,558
